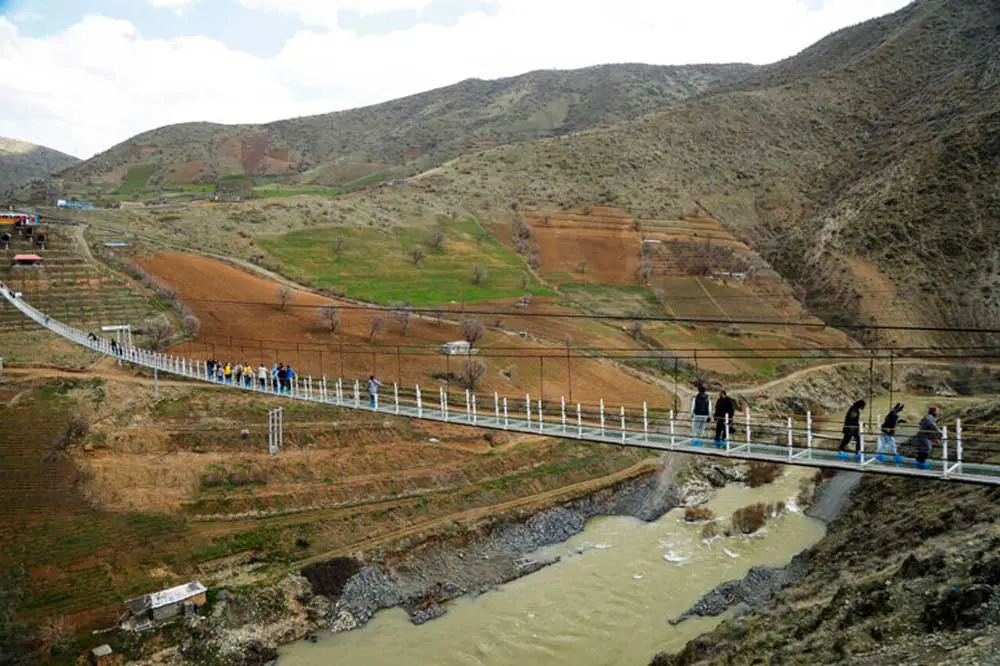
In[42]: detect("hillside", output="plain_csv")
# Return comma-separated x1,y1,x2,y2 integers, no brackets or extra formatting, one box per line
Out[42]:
57,63,754,193
0,136,79,194
408,0,999,342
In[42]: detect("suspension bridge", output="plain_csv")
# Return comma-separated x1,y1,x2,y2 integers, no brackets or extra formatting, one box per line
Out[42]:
3,283,998,486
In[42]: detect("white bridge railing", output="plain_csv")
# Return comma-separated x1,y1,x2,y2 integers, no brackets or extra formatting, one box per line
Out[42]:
2,283,997,486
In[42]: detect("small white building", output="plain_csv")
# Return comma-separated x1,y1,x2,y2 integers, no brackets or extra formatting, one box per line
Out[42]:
122,581,207,630
440,340,476,355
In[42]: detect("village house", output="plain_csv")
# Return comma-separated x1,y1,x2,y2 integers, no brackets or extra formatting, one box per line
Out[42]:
122,581,207,631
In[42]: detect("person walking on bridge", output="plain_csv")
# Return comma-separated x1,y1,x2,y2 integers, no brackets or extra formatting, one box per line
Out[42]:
367,375,383,409
690,385,711,446
914,406,942,469
713,390,736,448
257,363,268,390
839,399,866,457
877,403,905,463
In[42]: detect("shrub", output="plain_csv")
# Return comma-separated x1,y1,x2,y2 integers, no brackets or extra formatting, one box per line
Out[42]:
797,478,815,507
459,318,486,346
142,316,175,351
745,462,783,488
731,503,769,535
684,506,715,522
471,264,488,285
429,230,445,250
275,286,293,311
701,522,720,540
459,359,488,391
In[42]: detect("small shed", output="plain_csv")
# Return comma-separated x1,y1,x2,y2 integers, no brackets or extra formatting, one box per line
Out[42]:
11,254,42,267
90,644,114,666
123,581,207,629
440,340,475,356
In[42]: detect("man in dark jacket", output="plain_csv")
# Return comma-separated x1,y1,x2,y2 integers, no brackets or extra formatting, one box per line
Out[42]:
713,390,736,448
914,406,942,469
839,400,866,455
690,385,712,446
877,403,905,462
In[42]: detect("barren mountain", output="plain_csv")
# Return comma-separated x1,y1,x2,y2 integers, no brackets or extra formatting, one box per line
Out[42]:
0,137,79,193
417,0,1000,341
59,63,754,189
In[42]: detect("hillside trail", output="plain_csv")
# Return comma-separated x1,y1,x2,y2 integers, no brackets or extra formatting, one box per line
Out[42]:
289,458,661,570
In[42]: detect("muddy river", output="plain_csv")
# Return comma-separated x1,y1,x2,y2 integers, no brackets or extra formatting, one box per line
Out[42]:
279,468,825,665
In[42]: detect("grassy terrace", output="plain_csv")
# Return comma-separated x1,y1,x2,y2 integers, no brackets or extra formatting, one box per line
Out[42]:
259,217,556,305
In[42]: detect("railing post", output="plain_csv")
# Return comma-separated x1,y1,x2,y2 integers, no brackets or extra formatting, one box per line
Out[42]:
561,396,567,433
394,383,399,414
416,384,423,418
354,380,360,408
669,410,675,448
620,406,626,443
725,413,731,452
956,419,963,475
495,392,500,424
942,425,949,477
859,421,865,466
642,402,648,442
444,389,449,422
465,389,471,420
576,403,582,439
503,397,509,429
472,393,478,425
787,416,793,461
806,410,813,454
439,386,445,419
600,399,605,437
538,399,543,433
525,394,531,427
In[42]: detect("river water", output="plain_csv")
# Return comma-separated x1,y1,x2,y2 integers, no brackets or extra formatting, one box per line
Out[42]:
279,468,825,666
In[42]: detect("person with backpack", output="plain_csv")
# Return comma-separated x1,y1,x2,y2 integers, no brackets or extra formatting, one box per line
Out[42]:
277,364,287,393
367,375,383,408
286,365,297,392
690,385,711,446
877,403,906,462
838,399,866,456
914,406,942,469
713,390,736,448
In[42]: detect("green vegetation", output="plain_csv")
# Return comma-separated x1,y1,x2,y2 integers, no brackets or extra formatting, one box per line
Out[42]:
253,184,342,198
260,217,555,305
115,165,156,195
562,283,661,317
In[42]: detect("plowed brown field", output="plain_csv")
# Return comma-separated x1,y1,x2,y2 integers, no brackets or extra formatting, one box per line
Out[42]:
138,253,677,408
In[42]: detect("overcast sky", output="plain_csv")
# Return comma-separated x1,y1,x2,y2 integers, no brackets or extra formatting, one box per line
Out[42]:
0,0,910,159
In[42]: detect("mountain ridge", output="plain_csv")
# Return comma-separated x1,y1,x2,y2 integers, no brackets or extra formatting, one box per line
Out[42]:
0,137,80,194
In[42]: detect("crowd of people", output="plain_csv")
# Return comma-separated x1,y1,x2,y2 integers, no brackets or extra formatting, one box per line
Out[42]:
204,359,299,393
688,384,944,469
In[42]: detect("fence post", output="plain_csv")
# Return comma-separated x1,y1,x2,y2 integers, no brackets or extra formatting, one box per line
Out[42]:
538,399,543,433
955,419,963,475
526,394,531,427
495,392,500,424
394,383,399,414
859,421,865,466
354,380,360,408
620,406,626,443
669,410,675,448
466,389,471,420
725,413,730,453
600,399,605,437
787,416,793,461
642,402,648,442
444,389,449,422
472,393,478,425
745,407,751,450
416,384,423,418
806,410,813,454
577,403,582,439
503,397,509,429
942,425,949,477
562,396,567,433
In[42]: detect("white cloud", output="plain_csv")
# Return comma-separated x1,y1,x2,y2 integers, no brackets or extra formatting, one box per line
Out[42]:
238,0,435,26
147,0,196,9
0,0,911,159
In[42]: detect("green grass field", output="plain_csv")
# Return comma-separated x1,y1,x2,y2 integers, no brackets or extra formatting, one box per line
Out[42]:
259,218,555,305
115,165,156,196
253,184,343,198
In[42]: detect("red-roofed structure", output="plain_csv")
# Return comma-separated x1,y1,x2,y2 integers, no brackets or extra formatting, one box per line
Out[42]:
11,254,42,266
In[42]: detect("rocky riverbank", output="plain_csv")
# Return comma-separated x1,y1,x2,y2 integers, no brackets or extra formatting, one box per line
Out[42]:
124,459,730,666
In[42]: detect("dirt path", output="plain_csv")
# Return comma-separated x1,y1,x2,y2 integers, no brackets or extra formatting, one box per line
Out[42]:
290,458,661,569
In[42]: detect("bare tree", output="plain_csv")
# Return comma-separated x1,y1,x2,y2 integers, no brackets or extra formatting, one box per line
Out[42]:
542,214,551,225
429,230,445,250
629,320,644,340
143,316,175,351
319,305,341,335
520,272,529,290
409,248,426,266
368,315,384,343
459,318,486,347
471,264,488,285
393,302,413,336
459,359,487,391
638,256,653,284
181,314,201,337
275,286,293,311
332,237,347,258
576,258,588,274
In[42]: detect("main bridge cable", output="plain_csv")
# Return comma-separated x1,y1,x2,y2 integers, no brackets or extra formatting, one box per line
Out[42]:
177,298,1000,335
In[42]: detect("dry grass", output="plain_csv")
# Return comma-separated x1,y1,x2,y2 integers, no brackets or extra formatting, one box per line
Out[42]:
683,506,716,522
745,462,784,488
